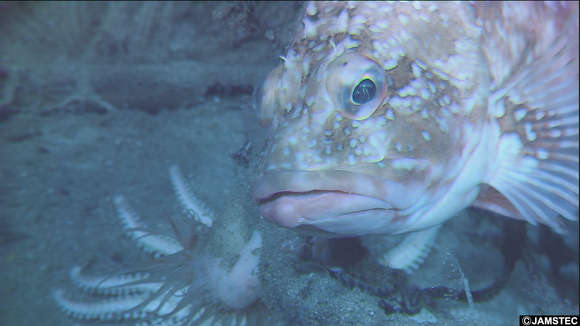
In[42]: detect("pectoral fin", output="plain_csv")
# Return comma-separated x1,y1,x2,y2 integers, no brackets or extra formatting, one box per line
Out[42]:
484,17,579,232
379,226,440,274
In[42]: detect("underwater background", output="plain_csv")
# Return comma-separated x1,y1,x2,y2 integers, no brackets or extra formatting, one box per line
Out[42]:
0,2,578,325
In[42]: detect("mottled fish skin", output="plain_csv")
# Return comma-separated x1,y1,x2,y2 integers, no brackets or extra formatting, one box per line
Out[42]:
255,2,579,236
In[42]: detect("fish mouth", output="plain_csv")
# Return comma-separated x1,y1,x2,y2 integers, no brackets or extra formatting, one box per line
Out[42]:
255,170,401,234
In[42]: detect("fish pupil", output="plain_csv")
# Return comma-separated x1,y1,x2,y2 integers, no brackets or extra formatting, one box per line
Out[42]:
352,79,376,105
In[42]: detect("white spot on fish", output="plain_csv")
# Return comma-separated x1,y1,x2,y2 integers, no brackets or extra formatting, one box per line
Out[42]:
303,18,318,39
428,3,438,11
389,97,412,112
344,127,351,136
514,107,527,121
363,144,373,156
431,67,450,81
412,62,422,78
335,10,349,33
550,129,562,138
279,162,292,169
427,81,436,94
422,130,431,141
369,24,383,33
313,42,326,52
398,84,417,97
373,40,388,53
348,24,365,36
351,14,367,26
383,58,399,70
449,103,460,114
493,100,506,118
306,2,317,16
378,116,388,127
398,13,410,25
537,149,549,159
267,163,277,170
420,87,431,100
349,138,358,148
525,122,537,141
302,58,311,75
325,145,332,155
434,115,449,133
375,20,389,30
348,154,357,165
392,158,418,170
418,11,431,22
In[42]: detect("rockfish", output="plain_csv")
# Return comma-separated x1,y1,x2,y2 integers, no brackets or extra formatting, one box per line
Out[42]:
255,1,579,237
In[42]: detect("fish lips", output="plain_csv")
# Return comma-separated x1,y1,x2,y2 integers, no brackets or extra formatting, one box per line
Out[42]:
255,170,400,234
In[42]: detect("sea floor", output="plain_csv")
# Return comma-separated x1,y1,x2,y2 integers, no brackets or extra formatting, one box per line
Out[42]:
0,101,264,325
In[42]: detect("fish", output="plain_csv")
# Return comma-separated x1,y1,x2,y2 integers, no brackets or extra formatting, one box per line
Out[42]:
254,1,579,237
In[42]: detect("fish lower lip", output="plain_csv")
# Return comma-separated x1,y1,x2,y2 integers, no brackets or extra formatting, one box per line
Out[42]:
254,170,400,230
257,188,394,229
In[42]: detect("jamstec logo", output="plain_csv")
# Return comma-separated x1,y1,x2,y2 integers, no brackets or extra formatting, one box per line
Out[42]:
520,315,579,326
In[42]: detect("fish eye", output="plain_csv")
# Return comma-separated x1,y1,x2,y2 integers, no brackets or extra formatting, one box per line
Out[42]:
351,78,376,105
326,53,387,120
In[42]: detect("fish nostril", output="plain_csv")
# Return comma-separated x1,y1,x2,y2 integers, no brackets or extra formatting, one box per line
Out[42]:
252,82,263,114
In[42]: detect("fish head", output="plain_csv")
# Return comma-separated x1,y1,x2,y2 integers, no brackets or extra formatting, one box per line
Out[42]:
254,2,489,236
